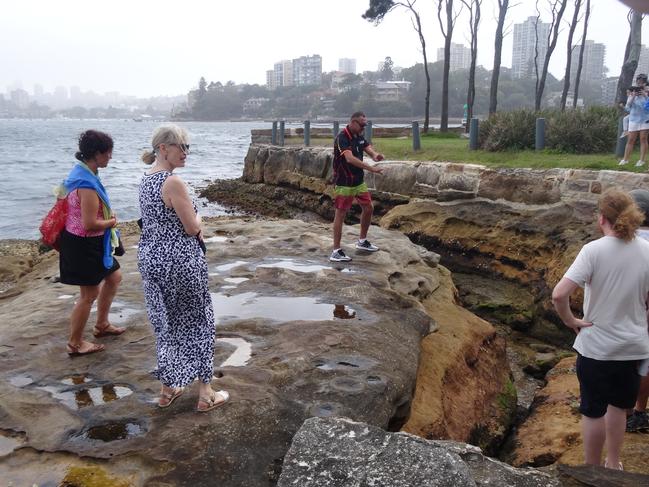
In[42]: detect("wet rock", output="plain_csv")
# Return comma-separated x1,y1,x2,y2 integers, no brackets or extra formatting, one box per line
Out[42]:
278,416,560,487
0,217,510,486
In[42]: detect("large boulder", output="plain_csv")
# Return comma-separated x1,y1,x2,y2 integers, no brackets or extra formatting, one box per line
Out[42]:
278,416,560,487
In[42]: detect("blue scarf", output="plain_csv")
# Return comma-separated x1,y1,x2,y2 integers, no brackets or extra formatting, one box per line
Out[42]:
62,162,117,269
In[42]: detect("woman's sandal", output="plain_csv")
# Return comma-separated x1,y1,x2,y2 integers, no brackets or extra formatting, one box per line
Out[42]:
196,390,230,412
67,341,105,356
93,324,126,338
158,387,184,408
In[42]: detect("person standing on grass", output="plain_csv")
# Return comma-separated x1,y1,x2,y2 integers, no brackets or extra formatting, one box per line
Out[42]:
552,188,649,470
329,111,384,263
619,73,649,167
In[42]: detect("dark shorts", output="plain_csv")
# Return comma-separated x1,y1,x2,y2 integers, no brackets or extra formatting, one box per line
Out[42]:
576,353,641,418
59,229,120,286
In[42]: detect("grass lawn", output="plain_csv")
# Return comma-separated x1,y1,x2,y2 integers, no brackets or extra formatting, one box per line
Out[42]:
297,134,646,172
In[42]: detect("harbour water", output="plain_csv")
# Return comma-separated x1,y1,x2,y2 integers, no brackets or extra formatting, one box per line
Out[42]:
0,119,268,239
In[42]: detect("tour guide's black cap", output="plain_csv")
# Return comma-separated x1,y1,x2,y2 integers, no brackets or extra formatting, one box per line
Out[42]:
637,73,648,81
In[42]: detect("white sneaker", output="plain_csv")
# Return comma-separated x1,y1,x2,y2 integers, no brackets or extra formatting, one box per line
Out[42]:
619,159,629,165
355,239,379,252
636,160,646,167
329,249,352,262
604,459,623,470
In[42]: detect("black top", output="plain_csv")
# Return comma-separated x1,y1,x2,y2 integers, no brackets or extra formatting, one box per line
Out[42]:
333,126,370,187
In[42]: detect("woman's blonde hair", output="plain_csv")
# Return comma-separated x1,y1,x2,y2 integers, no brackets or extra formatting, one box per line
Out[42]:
141,124,190,165
598,188,644,242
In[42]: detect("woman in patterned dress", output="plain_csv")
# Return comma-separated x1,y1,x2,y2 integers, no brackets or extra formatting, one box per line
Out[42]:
138,125,228,412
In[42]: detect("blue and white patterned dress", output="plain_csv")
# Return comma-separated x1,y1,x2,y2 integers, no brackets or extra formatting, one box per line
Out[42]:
137,171,215,387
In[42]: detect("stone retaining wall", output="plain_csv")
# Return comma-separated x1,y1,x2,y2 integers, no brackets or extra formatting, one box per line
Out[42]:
242,144,649,205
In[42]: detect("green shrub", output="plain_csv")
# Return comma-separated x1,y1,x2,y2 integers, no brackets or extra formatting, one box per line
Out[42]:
544,106,618,154
479,106,619,154
478,110,537,151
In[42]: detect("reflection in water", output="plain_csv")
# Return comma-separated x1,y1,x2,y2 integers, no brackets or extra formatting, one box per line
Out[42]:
224,277,249,284
61,374,90,385
74,389,93,409
213,260,249,273
217,337,252,367
84,421,142,442
9,375,33,387
258,259,331,273
211,292,359,322
204,235,228,243
38,384,133,409
333,304,356,319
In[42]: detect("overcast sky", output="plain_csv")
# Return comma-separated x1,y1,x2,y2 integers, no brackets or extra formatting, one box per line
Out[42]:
0,0,645,97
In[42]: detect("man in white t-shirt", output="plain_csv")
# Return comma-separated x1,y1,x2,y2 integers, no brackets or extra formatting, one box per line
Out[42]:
552,189,649,470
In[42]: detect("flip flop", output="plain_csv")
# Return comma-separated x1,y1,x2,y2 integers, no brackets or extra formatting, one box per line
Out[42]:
197,390,230,412
67,342,105,356
158,388,184,408
93,324,126,338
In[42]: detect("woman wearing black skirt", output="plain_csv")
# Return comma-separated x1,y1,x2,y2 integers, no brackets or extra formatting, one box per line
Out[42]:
59,130,124,356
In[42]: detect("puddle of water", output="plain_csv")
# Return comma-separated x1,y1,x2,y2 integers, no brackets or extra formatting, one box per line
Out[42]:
309,403,342,417
0,432,25,456
83,421,142,442
335,268,355,274
57,294,74,300
39,384,133,410
221,285,236,290
9,374,33,387
257,259,331,273
224,277,249,284
211,292,358,322
130,245,138,249
213,261,249,273
217,337,252,367
107,307,141,325
330,377,365,393
204,236,228,243
61,374,91,385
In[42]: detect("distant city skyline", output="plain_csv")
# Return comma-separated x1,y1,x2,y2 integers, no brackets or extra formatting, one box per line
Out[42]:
1,0,646,98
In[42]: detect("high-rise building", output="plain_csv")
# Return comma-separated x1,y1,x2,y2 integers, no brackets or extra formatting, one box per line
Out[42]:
266,70,275,89
436,43,471,72
635,45,649,78
33,84,44,98
512,16,550,79
570,40,606,83
338,58,356,74
293,55,322,86
601,76,619,105
10,88,29,109
273,60,294,88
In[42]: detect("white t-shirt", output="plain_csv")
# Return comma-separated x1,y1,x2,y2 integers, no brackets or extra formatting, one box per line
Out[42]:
565,235,649,360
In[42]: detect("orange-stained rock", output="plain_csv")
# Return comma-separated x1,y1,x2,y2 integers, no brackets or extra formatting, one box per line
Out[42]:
403,266,516,455
511,356,649,475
